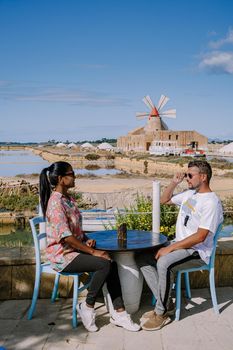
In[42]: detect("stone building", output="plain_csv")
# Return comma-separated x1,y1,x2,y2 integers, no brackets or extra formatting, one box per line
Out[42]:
117,117,208,152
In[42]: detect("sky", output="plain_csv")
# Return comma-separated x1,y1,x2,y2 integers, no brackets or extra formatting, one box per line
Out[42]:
0,0,233,143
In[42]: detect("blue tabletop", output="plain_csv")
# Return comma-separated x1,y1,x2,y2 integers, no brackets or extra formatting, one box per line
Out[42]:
87,230,167,252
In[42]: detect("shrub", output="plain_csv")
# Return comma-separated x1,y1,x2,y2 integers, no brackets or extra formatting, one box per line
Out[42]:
0,194,38,212
85,153,100,161
105,154,115,160
85,164,100,170
144,161,148,174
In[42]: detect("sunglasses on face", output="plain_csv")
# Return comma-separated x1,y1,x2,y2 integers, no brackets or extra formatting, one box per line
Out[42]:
184,173,195,179
64,171,75,177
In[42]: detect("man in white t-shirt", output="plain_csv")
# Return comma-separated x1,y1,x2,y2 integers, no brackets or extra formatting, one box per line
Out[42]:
136,160,223,331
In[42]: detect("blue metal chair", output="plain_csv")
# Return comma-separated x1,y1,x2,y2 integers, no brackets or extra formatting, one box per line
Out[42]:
151,274,191,307
27,216,92,328
175,223,222,321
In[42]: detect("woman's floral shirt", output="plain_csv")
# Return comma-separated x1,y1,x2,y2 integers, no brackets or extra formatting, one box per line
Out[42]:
46,191,85,272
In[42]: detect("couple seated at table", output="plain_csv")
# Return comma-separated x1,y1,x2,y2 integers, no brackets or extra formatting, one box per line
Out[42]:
39,160,223,332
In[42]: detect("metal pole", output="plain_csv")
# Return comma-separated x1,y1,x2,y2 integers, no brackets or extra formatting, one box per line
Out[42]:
152,181,160,233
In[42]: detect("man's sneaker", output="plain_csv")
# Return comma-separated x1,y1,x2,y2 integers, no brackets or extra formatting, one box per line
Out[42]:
110,311,141,332
140,310,155,324
76,302,98,332
140,298,175,324
142,313,171,331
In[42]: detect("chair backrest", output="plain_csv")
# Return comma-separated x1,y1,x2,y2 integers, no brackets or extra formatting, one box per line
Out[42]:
209,223,223,268
29,216,47,267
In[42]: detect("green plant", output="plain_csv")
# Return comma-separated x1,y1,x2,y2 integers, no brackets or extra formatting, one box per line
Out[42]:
0,226,33,247
0,194,38,212
116,194,152,231
222,196,233,219
160,204,178,228
114,194,177,239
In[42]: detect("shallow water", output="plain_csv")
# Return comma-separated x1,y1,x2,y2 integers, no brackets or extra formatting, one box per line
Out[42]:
0,150,50,176
0,150,120,176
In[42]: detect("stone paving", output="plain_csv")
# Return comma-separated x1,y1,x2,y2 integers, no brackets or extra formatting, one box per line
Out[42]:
0,287,233,350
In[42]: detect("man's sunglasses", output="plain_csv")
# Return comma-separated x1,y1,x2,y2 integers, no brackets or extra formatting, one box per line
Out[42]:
184,173,194,179
64,171,75,177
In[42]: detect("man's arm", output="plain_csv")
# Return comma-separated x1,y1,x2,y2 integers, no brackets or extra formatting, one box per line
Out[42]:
155,228,209,259
160,172,185,204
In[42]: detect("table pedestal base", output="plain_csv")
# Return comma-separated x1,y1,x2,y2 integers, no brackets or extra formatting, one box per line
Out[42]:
103,251,143,314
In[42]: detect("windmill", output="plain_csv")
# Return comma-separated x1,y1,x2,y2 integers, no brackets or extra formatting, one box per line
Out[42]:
136,94,176,131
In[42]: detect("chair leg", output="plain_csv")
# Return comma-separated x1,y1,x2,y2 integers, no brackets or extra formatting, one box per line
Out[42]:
102,283,114,316
209,268,219,315
51,274,60,302
175,272,182,321
72,275,79,328
28,269,41,320
184,272,191,299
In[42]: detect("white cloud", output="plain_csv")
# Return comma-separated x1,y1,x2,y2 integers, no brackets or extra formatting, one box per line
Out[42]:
0,82,130,107
0,80,12,87
76,63,106,69
198,28,233,74
206,30,217,38
209,28,233,49
199,51,233,74
16,91,129,106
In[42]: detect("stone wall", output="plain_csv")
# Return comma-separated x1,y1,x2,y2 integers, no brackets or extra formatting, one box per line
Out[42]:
0,239,232,300
114,157,183,176
32,148,115,168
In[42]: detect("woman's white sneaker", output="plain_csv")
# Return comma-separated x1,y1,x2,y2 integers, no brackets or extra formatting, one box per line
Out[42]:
76,302,98,332
110,311,141,332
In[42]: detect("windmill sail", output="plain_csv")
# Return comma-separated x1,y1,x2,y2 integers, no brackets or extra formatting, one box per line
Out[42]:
159,109,176,118
142,96,154,110
136,94,176,130
157,95,169,111
145,95,155,109
136,112,150,119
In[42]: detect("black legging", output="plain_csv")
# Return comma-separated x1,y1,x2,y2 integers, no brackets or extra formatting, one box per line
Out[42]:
62,253,124,310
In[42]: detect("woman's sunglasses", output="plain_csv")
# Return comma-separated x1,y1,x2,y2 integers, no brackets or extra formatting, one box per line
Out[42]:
64,171,75,177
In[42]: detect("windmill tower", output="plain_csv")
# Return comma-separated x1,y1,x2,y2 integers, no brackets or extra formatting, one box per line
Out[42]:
136,94,176,133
